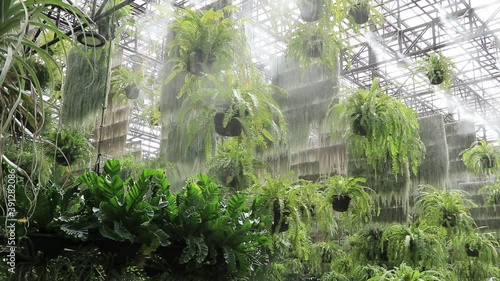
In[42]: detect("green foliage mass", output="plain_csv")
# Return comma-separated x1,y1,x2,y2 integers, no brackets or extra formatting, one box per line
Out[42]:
327,78,424,176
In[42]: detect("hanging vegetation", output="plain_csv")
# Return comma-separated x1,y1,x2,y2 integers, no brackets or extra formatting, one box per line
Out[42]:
61,46,110,125
320,175,378,221
176,64,287,158
459,139,500,175
164,5,246,85
478,182,500,207
46,128,93,166
414,185,477,232
206,138,266,190
415,51,456,90
326,78,425,176
285,18,344,71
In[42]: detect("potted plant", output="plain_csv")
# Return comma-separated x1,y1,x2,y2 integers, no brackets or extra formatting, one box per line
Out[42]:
285,20,344,71
459,140,500,175
347,223,389,264
164,5,245,80
414,185,477,232
320,176,378,220
248,175,312,235
348,0,370,24
478,182,500,208
463,231,498,259
326,78,425,176
415,51,456,90
206,138,266,190
46,128,93,166
381,224,447,270
111,67,144,100
367,263,453,281
176,64,287,158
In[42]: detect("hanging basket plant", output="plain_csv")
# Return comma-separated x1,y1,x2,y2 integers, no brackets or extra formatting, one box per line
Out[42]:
165,5,245,83
459,140,500,175
415,51,455,90
478,182,500,207
186,48,217,76
349,2,370,25
177,64,287,159
296,0,325,22
285,21,344,71
326,78,425,176
47,128,93,166
414,185,477,231
321,176,378,220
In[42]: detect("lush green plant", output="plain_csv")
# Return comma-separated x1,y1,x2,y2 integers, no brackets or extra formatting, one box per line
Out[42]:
414,185,477,233
70,160,170,253
0,0,87,138
321,175,378,221
382,224,447,270
333,0,385,33
206,138,267,190
46,128,93,166
165,5,246,83
450,230,499,263
249,175,308,235
285,19,344,71
326,78,424,176
347,223,388,265
150,174,271,280
177,64,287,158
415,51,456,90
367,263,454,281
459,140,500,175
479,182,500,208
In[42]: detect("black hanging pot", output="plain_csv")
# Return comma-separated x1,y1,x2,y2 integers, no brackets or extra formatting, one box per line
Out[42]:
352,114,367,136
332,195,351,212
465,244,479,257
349,3,370,25
186,48,216,76
427,71,444,85
214,108,244,137
125,83,140,99
296,0,324,22
272,201,291,233
441,212,457,228
305,35,323,58
55,148,75,166
480,155,496,169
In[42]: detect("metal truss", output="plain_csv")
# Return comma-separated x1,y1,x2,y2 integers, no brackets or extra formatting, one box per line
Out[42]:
41,0,500,157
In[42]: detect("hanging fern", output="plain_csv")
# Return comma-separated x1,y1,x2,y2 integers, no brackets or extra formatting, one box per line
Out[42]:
326,78,424,176
61,46,110,125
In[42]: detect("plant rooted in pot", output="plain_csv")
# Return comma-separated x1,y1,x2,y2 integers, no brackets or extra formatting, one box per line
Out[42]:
285,20,344,71
459,140,500,175
414,185,477,232
415,51,455,90
326,78,424,176
349,1,370,24
165,5,245,80
321,176,378,220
